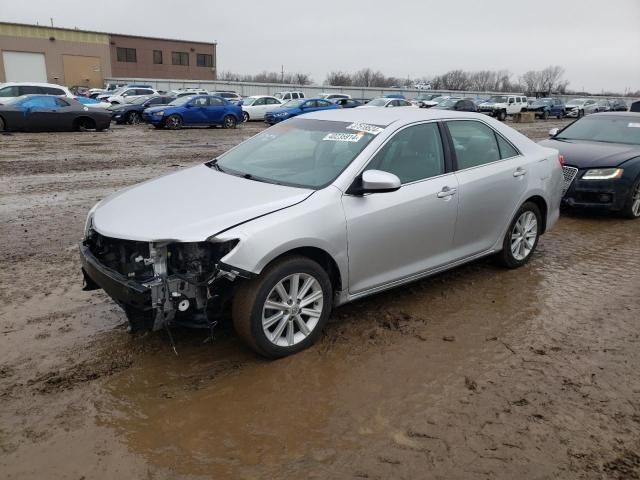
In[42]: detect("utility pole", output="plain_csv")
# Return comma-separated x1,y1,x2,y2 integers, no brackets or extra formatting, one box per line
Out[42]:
281,64,284,84
50,17,54,27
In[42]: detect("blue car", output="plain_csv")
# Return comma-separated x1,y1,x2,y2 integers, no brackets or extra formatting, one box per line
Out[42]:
143,95,243,129
264,98,339,125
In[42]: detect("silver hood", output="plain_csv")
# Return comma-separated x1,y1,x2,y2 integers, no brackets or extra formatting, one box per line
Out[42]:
92,164,314,242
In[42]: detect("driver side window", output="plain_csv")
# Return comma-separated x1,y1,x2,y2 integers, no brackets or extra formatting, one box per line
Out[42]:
366,123,445,184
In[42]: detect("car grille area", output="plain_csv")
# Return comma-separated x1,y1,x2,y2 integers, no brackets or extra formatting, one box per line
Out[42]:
85,230,155,282
562,166,579,195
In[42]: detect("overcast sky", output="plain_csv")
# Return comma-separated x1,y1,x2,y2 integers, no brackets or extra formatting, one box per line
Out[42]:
3,0,639,92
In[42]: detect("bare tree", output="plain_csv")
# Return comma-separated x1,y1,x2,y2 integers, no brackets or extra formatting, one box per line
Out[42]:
325,71,352,86
539,66,566,93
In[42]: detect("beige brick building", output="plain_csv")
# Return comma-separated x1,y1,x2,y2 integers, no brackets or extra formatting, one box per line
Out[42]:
0,22,216,88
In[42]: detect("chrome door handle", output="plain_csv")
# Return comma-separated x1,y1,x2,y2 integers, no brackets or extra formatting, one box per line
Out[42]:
513,168,527,177
437,187,457,198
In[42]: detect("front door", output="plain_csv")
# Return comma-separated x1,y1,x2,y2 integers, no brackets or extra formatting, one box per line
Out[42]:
445,119,528,258
342,122,459,294
182,96,209,124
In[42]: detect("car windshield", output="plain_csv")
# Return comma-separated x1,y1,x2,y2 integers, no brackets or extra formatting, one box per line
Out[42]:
555,116,640,145
567,99,586,106
243,97,257,106
282,99,304,108
212,118,383,189
438,99,457,108
488,96,507,103
367,98,389,106
168,96,195,106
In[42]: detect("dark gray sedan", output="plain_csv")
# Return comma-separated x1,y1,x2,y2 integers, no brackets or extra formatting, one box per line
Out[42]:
0,95,111,132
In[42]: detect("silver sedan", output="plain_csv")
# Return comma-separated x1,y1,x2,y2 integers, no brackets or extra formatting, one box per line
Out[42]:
81,108,563,358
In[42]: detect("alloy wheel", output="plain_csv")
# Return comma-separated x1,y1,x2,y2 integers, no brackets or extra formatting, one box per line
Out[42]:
129,112,141,125
242,112,249,122
223,115,237,129
261,273,324,347
632,183,640,217
510,211,538,261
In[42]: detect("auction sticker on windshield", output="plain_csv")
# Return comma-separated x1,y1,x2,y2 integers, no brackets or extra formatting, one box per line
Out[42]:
323,133,362,142
346,122,384,135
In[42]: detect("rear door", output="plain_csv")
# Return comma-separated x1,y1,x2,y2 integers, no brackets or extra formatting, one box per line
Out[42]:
445,119,528,258
204,97,227,123
342,122,459,294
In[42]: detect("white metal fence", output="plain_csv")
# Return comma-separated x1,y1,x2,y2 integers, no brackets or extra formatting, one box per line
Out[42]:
105,77,638,104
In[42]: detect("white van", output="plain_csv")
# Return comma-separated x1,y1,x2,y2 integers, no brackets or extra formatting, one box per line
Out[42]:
274,91,305,102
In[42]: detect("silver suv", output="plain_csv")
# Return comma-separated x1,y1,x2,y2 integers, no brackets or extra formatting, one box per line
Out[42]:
81,109,562,358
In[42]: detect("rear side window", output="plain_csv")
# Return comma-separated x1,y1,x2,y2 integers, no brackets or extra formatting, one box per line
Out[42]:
291,93,299,99
21,86,41,95
366,122,445,184
40,86,65,95
447,120,501,170
496,134,519,159
209,97,224,106
55,98,69,107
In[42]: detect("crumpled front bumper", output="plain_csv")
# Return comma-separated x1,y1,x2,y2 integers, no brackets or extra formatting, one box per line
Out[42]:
80,244,152,310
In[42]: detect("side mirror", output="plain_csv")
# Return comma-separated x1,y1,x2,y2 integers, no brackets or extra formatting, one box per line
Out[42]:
548,128,559,137
359,170,401,193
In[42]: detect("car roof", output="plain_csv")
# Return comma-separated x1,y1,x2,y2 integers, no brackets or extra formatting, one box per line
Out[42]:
302,108,506,127
588,112,640,118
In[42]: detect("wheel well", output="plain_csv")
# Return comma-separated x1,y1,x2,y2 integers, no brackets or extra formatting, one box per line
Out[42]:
525,195,548,233
74,116,96,130
271,247,342,292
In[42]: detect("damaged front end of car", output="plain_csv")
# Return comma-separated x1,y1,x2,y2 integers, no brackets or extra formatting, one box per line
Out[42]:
80,228,247,333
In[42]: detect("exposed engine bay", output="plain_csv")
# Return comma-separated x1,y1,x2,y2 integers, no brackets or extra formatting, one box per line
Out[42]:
82,229,243,332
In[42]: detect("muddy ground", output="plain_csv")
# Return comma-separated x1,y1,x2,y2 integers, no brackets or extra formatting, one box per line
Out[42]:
1,118,639,479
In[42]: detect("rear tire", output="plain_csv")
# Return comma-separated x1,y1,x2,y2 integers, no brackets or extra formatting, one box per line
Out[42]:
496,202,542,268
621,175,640,219
223,115,237,129
232,256,332,359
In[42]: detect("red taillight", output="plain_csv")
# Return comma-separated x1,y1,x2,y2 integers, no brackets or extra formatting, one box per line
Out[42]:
558,154,565,167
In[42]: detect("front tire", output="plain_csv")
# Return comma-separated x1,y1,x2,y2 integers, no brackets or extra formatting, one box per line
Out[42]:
578,109,584,118
0,116,5,131
496,202,542,268
232,256,332,359
542,110,549,120
621,175,640,219
223,115,237,129
128,112,142,125
165,114,183,130
497,110,507,121
242,111,250,122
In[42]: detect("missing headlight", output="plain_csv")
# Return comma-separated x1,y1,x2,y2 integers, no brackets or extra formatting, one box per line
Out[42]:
167,240,238,284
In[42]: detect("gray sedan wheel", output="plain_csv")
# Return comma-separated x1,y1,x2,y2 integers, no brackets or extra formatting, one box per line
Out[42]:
232,256,332,358
497,202,541,268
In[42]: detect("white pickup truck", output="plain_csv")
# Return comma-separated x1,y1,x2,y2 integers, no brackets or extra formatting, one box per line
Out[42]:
477,94,528,121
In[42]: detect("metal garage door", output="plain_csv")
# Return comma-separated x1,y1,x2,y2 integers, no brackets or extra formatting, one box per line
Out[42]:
2,51,47,82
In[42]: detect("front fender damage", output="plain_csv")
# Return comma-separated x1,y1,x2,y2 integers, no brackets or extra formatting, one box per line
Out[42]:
82,230,251,332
